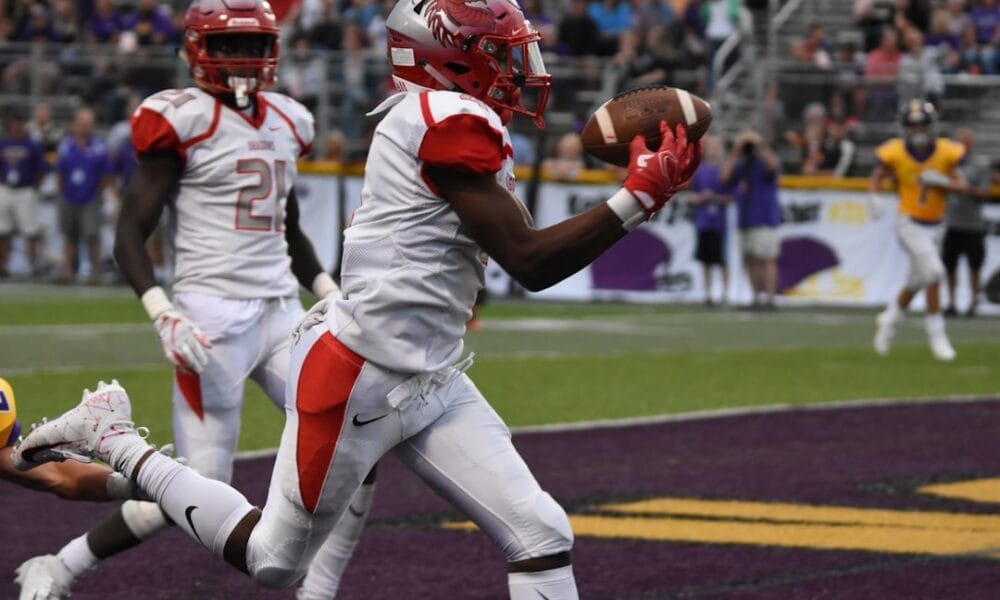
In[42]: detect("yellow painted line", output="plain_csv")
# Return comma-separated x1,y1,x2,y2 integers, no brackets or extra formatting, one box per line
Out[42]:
442,496,1000,558
920,478,1000,505
600,498,1000,531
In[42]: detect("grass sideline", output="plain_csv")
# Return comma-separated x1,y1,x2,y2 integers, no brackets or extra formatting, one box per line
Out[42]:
3,287,999,451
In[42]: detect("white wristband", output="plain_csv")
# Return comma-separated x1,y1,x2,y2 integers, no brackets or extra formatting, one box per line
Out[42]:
140,286,174,320
312,272,340,298
606,188,647,232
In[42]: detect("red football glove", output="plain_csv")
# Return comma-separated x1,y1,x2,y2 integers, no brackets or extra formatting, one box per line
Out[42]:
623,121,702,214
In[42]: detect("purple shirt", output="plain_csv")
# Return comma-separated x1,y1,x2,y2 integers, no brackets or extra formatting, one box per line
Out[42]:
729,157,781,229
969,6,1000,44
0,136,47,188
692,163,729,232
56,136,110,205
113,141,137,184
121,8,175,44
89,12,125,42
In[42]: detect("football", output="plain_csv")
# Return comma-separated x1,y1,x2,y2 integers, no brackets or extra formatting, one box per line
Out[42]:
581,86,713,167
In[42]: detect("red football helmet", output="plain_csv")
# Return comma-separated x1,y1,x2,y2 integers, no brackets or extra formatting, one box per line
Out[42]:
385,0,552,128
182,0,279,105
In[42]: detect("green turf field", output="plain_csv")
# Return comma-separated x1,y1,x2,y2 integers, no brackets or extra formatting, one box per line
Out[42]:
2,284,998,450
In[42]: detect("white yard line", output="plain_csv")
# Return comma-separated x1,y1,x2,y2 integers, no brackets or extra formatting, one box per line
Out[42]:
234,394,999,460
2,362,165,376
0,323,150,335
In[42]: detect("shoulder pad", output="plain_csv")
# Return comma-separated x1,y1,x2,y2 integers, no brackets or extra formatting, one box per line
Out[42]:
132,89,218,153
422,91,504,131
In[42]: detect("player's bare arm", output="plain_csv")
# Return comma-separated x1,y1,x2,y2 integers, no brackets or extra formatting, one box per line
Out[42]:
113,150,183,296
114,149,211,372
284,187,339,298
434,122,700,292
1,446,119,501
433,169,627,292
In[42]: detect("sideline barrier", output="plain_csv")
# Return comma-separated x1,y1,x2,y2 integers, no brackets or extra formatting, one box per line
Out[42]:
9,167,997,315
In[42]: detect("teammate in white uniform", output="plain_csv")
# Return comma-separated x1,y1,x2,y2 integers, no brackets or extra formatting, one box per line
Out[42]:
15,2,372,599
14,0,700,597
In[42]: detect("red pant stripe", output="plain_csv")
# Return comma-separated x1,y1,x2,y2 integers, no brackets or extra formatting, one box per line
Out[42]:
175,369,203,420
295,332,364,513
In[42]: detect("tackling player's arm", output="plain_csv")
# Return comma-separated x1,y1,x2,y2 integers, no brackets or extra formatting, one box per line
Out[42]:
0,446,121,501
284,187,339,299
432,122,699,292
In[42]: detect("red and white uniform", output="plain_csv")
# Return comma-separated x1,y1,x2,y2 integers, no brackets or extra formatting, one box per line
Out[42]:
330,91,515,372
130,87,313,482
246,92,572,584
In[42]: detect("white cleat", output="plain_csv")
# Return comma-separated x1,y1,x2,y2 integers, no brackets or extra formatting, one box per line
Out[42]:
15,555,74,600
14,380,136,470
929,332,957,362
873,310,896,356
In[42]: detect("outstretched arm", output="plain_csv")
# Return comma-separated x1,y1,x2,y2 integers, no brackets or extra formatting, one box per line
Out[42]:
432,170,628,292
1,446,120,501
431,123,700,292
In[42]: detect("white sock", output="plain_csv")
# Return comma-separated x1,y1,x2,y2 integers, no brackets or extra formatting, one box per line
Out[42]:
101,428,157,480
136,452,255,557
508,565,578,600
298,483,377,599
925,312,946,335
883,301,901,322
56,534,97,579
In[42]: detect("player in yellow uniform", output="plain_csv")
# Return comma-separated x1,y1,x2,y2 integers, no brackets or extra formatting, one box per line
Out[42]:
2,377,158,597
869,101,967,361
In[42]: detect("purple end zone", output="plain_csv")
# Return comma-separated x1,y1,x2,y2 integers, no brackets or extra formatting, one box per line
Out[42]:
3,399,1000,599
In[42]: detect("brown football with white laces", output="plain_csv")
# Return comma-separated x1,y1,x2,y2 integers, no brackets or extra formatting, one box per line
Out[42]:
581,86,712,167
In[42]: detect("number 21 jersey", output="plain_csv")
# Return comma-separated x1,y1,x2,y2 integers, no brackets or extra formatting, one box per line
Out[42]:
130,87,314,299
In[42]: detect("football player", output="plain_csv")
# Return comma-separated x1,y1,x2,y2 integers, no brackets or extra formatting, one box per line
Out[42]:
15,2,373,599
869,100,967,361
14,0,699,598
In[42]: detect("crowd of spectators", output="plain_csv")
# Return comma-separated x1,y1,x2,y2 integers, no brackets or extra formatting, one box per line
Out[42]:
1,0,754,130
781,0,1000,175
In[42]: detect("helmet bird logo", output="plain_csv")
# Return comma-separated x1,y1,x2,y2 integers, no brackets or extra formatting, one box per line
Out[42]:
424,0,496,47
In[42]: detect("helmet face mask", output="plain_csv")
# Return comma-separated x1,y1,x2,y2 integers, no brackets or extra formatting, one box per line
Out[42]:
183,0,279,107
900,100,936,151
386,0,552,128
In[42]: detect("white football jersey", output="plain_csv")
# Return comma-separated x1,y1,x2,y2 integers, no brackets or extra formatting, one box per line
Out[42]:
131,87,314,299
328,91,516,373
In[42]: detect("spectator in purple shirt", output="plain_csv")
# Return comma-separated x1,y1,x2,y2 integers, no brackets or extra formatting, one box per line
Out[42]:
968,0,1000,73
56,108,111,285
121,0,175,46
0,106,48,278
722,130,782,309
88,0,125,43
690,135,734,306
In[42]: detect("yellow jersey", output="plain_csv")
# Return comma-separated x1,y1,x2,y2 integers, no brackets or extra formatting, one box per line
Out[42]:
0,378,19,449
875,138,965,222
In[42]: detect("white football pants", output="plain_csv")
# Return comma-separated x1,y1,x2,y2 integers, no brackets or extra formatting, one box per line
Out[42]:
244,323,574,587
897,215,946,292
171,294,304,482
